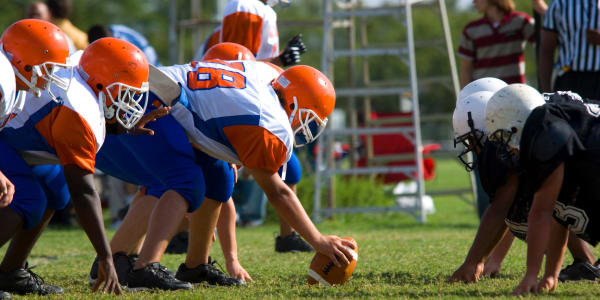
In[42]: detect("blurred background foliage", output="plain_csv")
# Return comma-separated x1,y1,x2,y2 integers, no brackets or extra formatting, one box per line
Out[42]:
1,0,538,143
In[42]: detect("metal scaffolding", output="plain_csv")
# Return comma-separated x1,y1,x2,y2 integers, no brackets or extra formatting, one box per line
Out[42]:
314,0,460,223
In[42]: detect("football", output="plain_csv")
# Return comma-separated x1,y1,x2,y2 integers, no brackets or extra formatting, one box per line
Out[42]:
307,237,358,285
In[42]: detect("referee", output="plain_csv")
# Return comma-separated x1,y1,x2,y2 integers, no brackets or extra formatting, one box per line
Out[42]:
540,0,600,98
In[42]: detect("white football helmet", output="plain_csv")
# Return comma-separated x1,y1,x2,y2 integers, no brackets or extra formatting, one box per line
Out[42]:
452,91,494,170
485,84,545,150
457,77,507,103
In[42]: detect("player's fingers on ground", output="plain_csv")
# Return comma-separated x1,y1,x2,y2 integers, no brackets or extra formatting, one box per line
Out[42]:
91,277,102,292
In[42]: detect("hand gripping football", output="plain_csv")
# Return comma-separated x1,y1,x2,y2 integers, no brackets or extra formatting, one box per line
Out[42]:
307,237,358,285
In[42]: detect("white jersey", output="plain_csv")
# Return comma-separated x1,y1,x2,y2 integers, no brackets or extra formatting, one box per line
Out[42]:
162,60,293,173
0,62,105,173
218,0,279,59
0,51,25,130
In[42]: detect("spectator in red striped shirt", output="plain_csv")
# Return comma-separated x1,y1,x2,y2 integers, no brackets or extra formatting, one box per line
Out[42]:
458,0,535,87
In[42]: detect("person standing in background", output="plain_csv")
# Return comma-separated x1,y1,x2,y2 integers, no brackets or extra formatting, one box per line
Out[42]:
27,1,76,54
46,0,88,50
539,0,600,99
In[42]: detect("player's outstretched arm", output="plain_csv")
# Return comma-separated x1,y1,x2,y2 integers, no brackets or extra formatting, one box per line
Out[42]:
0,170,15,208
513,163,564,296
449,173,519,283
537,219,568,293
249,167,356,267
63,165,121,294
217,198,252,283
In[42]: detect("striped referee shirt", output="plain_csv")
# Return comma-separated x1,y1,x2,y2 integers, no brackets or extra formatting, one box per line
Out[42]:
544,0,600,72
458,12,535,84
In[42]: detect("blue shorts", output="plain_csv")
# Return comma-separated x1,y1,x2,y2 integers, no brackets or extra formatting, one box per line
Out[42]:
278,152,302,185
96,92,206,211
145,149,234,203
0,140,46,230
31,165,70,211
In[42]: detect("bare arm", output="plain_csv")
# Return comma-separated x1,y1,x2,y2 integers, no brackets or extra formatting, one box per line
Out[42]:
449,173,518,283
63,165,121,294
532,0,548,14
460,58,474,88
248,168,356,267
538,218,568,292
217,199,252,282
513,163,564,296
539,30,558,93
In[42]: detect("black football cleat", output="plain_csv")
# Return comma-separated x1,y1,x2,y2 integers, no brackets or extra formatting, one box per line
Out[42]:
89,252,136,287
175,257,244,286
275,232,314,253
558,259,600,282
165,231,189,254
0,264,63,295
127,263,192,291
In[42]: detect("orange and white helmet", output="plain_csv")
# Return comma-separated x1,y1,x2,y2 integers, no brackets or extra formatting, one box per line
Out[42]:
271,65,336,147
78,38,149,129
1,19,72,101
202,42,256,61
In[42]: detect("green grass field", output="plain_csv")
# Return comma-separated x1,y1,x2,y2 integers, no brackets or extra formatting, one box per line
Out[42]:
5,159,600,299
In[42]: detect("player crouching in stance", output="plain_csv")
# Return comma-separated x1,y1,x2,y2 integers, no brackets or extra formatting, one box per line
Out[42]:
448,80,600,292
0,37,166,295
0,19,72,297
98,59,356,290
484,84,600,295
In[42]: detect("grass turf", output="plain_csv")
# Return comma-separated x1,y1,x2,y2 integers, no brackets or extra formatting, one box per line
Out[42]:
5,159,600,299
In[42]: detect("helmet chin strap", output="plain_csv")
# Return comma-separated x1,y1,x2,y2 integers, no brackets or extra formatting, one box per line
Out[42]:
288,96,298,125
12,65,43,98
99,91,116,119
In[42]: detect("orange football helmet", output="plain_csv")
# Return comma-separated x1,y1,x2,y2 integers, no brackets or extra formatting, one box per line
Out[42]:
202,42,256,61
1,19,71,101
78,37,149,129
271,65,336,147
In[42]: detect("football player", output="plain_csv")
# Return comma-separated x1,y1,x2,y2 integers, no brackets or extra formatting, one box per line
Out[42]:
196,0,306,67
449,81,600,287
484,83,600,295
198,0,311,253
0,37,164,295
91,58,355,290
0,19,73,296
88,43,260,289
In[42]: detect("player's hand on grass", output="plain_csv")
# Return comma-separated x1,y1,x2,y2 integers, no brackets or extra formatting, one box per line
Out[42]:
92,257,122,295
226,258,252,284
483,259,501,278
448,262,483,283
125,107,171,136
0,171,14,208
315,235,356,268
537,275,558,293
512,274,538,296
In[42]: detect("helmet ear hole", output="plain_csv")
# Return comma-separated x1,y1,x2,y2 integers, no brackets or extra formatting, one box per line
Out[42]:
24,65,32,72
96,83,103,91
289,103,295,110
511,126,518,133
